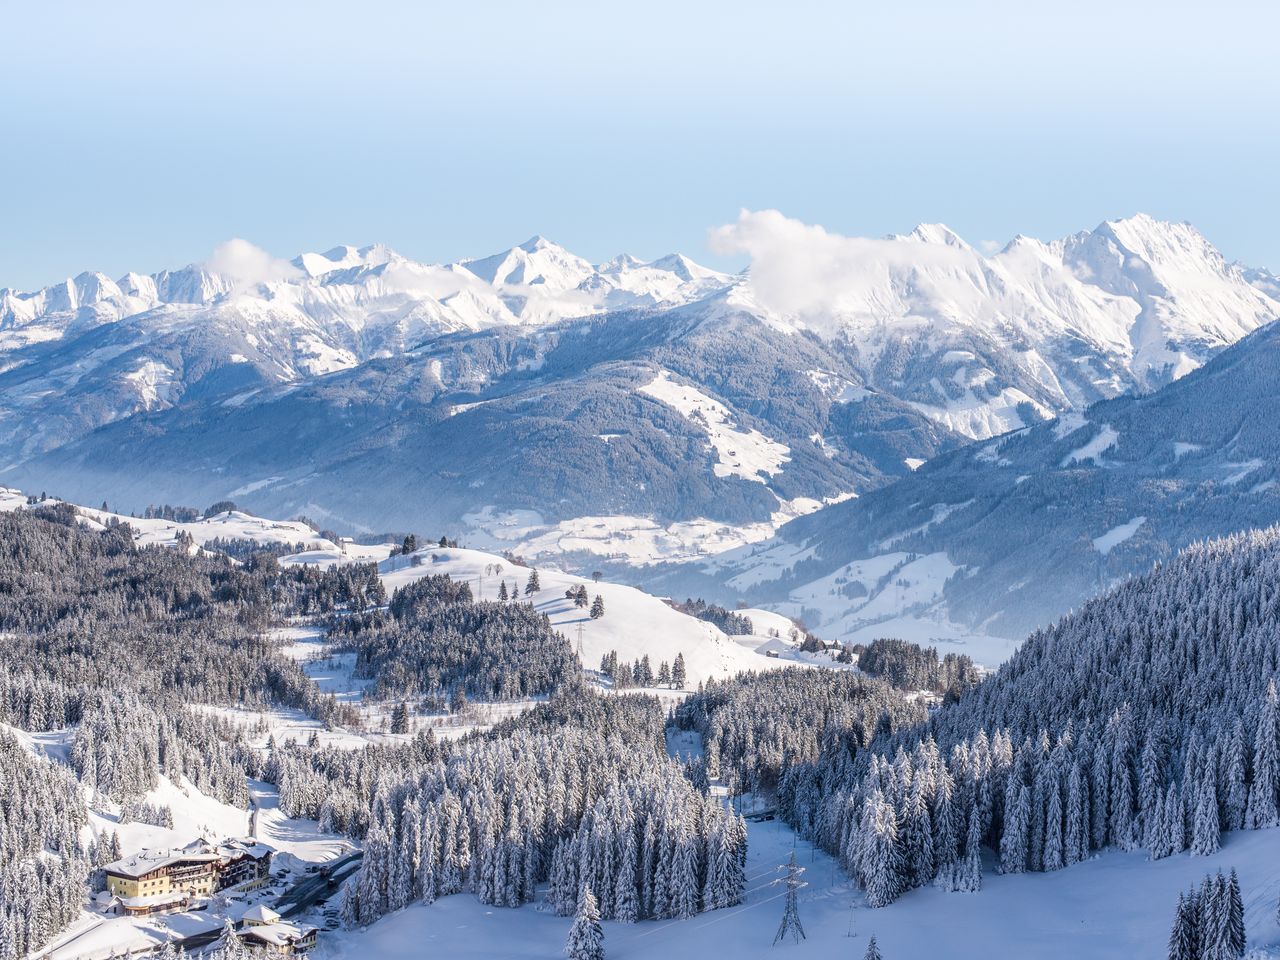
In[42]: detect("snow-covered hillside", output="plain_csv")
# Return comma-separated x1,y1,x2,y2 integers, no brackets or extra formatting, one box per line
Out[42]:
0,487,346,554
1,486,829,688
5,214,1277,571
711,211,1279,439
694,314,1280,648
293,545,834,687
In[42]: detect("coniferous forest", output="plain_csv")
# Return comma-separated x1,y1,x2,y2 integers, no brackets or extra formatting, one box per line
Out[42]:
5,497,1280,957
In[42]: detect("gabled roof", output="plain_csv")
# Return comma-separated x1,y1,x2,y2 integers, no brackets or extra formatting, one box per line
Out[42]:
103,849,218,879
240,921,318,946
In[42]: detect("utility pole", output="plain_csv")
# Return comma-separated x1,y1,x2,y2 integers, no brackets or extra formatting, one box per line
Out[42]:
773,851,807,946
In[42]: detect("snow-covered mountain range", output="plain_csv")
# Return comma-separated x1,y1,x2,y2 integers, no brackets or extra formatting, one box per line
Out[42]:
666,316,1280,650
2,215,1276,556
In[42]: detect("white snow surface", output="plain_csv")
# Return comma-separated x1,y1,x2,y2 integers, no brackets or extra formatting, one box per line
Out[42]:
1062,423,1119,466
315,813,1280,960
1093,517,1147,555
459,496,845,567
638,369,790,483
373,547,837,687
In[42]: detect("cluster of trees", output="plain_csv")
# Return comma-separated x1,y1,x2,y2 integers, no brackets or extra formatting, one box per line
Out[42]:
563,584,606,619
142,502,202,522
670,598,754,636
337,691,745,928
0,510,366,727
333,573,578,702
70,693,253,807
0,507,388,951
202,536,314,562
763,527,1280,906
0,728,89,958
599,650,687,690
673,669,926,799
854,638,981,699
272,731,449,832
1167,870,1245,960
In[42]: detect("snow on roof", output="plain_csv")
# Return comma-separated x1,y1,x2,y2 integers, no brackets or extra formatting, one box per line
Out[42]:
242,904,282,923
104,848,219,878
104,837,272,877
240,921,317,945
218,838,272,859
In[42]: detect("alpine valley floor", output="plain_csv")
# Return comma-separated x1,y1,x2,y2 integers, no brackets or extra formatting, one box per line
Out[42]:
318,816,1280,960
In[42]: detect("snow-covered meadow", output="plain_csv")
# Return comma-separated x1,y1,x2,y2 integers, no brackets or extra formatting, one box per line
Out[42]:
317,815,1280,960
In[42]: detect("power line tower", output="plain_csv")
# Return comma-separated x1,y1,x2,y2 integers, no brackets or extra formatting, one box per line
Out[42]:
576,622,585,660
773,850,807,946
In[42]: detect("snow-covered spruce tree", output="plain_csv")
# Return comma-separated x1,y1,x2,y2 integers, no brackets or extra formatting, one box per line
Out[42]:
864,934,883,960
590,595,605,620
1167,891,1196,960
675,528,1280,906
336,692,744,927
1191,775,1220,856
214,918,246,960
1247,680,1279,828
566,885,605,960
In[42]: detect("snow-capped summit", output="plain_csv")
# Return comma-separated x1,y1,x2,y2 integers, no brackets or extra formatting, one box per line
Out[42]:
1,214,1276,496
294,243,400,278
460,235,596,290
897,222,971,249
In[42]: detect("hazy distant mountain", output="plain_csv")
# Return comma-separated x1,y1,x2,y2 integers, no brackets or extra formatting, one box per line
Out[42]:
695,317,1280,643
2,215,1276,559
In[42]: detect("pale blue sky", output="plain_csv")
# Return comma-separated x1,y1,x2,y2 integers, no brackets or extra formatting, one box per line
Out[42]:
3,0,1279,288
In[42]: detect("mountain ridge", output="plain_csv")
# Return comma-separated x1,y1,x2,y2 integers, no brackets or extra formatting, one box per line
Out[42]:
3,214,1277,570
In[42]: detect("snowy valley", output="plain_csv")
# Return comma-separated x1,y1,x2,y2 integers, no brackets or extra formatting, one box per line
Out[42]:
4,218,1280,960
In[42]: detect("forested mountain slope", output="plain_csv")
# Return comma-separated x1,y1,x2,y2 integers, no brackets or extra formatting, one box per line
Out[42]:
5,215,1276,566
704,318,1280,640
682,524,1280,912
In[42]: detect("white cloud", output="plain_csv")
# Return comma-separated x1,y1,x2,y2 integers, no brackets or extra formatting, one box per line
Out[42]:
980,239,1002,254
708,209,978,323
205,238,300,292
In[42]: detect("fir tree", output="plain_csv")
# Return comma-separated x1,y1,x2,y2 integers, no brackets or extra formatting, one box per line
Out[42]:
671,653,687,689
1247,679,1280,828
1167,892,1195,960
864,934,883,960
214,918,245,959
525,569,541,596
390,702,410,735
1192,776,1220,856
590,595,605,619
1226,869,1245,959
566,885,605,960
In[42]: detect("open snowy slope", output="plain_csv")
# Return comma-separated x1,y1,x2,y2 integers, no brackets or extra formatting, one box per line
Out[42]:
370,547,833,687
317,815,1280,960
0,487,340,553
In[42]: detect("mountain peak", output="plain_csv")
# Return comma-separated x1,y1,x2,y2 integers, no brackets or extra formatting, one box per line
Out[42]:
518,235,557,253
902,223,970,249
